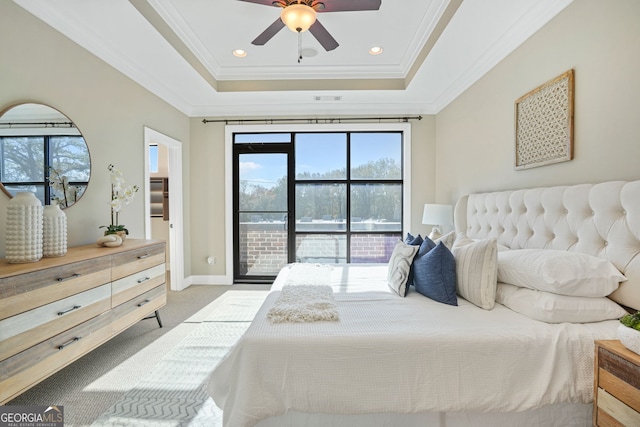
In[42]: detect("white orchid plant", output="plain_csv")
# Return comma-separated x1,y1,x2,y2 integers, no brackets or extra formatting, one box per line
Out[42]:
48,167,79,208
99,164,139,235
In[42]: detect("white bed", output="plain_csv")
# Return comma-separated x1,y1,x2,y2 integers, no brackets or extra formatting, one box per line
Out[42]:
208,180,640,427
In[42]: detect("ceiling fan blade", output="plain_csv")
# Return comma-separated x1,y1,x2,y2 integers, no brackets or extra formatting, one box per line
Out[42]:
252,18,286,45
237,0,281,7
309,20,339,51
314,0,381,12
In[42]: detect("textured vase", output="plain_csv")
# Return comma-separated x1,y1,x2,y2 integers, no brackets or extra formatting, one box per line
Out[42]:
43,204,67,257
6,191,43,263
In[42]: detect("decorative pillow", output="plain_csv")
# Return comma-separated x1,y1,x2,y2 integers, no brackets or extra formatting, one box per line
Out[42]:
434,230,456,250
413,242,457,306
451,237,498,310
497,249,627,297
405,234,436,294
405,233,423,246
387,241,419,297
404,233,425,292
496,282,628,323
457,234,511,253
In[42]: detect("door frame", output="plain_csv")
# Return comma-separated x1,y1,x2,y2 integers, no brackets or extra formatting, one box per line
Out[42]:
143,126,185,291
225,123,412,284
233,142,294,283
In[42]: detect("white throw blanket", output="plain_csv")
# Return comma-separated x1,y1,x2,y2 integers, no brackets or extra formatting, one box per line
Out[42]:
267,285,339,323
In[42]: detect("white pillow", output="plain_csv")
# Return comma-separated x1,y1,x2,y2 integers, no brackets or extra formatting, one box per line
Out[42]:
434,230,456,250
496,282,628,323
470,238,510,252
497,249,626,297
452,236,498,310
387,241,419,297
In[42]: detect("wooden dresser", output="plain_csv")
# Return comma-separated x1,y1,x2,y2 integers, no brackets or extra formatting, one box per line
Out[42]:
594,340,640,426
0,239,166,404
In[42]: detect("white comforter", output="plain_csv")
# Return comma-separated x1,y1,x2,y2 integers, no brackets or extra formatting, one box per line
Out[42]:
208,264,619,427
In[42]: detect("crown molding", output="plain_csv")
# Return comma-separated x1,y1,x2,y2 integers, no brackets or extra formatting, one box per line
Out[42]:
432,0,573,113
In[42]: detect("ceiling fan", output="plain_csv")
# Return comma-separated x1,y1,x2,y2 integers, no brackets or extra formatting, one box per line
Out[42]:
238,0,382,52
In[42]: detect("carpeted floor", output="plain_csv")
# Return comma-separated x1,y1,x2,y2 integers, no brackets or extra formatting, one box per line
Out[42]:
6,284,267,427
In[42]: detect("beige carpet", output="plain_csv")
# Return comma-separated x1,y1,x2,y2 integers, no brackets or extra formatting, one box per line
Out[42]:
6,285,267,427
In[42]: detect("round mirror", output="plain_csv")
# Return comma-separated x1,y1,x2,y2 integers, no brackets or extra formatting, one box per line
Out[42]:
0,103,91,208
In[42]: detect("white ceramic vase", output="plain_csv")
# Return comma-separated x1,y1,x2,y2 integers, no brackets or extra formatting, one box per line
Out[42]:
5,191,43,263
43,203,67,257
618,323,640,355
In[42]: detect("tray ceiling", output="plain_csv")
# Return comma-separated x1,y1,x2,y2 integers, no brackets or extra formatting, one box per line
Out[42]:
13,0,572,117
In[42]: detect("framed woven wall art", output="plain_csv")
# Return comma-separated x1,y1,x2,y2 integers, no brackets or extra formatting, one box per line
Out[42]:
514,69,574,170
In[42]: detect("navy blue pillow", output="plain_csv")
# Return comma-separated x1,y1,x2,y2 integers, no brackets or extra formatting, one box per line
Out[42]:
404,233,426,294
404,233,436,297
404,233,423,246
413,242,458,306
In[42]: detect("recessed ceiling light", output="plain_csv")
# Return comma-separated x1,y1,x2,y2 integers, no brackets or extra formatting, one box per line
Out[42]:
233,49,247,58
369,46,383,55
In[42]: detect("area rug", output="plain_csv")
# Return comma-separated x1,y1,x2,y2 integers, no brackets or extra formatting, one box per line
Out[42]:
91,290,268,427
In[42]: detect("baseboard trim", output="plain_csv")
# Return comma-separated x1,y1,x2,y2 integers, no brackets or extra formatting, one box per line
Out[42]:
184,275,233,287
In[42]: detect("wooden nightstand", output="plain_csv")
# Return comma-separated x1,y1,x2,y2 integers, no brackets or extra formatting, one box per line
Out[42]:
594,340,640,426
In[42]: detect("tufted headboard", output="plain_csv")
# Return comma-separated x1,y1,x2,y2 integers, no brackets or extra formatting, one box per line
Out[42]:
454,180,640,311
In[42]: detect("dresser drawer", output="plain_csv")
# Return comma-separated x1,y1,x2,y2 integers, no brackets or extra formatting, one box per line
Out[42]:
112,263,166,307
111,284,166,336
0,284,111,361
0,257,111,321
111,243,165,281
595,341,640,426
0,308,114,403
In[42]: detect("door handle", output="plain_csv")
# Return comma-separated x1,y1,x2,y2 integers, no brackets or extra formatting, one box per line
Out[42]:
283,214,288,231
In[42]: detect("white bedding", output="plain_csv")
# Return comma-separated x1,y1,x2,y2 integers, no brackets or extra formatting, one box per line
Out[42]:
208,264,620,427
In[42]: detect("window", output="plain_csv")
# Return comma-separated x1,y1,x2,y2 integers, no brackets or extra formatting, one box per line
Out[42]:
149,144,159,173
0,135,90,206
295,132,403,263
232,127,407,281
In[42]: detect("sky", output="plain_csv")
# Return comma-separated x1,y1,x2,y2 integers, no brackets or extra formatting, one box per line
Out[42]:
238,132,401,188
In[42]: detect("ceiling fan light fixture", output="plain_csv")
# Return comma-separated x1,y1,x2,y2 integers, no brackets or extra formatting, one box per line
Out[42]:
280,3,317,33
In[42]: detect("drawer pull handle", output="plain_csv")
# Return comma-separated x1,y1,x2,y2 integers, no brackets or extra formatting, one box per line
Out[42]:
138,253,151,259
58,305,82,316
138,299,150,307
58,337,81,350
137,276,151,283
57,273,81,282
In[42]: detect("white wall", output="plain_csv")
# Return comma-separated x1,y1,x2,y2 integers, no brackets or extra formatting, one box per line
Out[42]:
435,0,640,204
0,1,190,277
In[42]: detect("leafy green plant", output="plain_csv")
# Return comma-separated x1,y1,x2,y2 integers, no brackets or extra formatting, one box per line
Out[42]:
99,224,129,235
620,312,640,331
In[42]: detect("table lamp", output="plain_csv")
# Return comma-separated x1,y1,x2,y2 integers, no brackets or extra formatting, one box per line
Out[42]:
422,204,453,240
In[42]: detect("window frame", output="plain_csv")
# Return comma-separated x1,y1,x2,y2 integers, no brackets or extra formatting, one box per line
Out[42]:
226,123,412,282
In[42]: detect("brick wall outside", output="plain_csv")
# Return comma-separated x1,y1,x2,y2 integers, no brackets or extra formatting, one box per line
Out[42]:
239,222,400,276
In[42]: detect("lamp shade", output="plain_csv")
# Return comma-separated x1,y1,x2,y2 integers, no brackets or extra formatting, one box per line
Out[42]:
422,204,453,240
281,3,317,32
422,204,453,226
